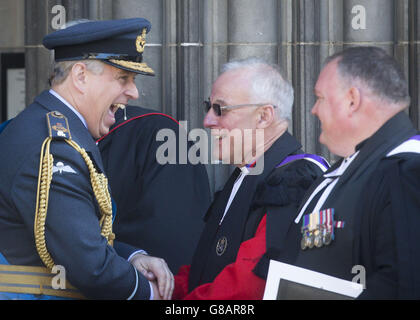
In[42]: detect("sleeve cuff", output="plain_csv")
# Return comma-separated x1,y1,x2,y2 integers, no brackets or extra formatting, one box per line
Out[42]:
127,249,148,263
127,266,152,300
113,240,147,260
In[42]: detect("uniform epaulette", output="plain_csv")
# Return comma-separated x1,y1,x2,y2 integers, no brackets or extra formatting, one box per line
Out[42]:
46,111,72,140
36,111,113,271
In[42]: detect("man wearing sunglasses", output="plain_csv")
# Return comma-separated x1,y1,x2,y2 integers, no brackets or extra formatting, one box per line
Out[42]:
173,58,329,299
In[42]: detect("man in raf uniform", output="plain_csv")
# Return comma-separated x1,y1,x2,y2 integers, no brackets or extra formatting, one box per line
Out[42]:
0,18,173,300
173,58,329,299
292,46,420,299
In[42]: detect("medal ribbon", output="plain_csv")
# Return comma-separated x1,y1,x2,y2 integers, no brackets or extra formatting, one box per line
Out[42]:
301,208,345,247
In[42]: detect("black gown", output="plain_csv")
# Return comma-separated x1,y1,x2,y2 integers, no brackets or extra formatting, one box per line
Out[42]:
98,106,211,273
187,131,326,291
292,111,420,299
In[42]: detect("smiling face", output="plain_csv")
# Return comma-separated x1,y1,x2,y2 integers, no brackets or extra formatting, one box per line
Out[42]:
311,60,355,157
203,69,260,165
82,63,139,138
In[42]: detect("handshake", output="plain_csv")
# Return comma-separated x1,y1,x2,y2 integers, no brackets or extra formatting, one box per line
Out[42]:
129,253,174,300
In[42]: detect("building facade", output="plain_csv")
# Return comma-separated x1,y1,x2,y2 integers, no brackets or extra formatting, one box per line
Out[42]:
0,0,419,193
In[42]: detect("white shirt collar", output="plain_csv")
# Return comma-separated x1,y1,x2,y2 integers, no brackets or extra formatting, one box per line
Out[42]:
49,89,88,129
294,150,360,224
220,168,249,225
240,165,250,175
324,151,360,178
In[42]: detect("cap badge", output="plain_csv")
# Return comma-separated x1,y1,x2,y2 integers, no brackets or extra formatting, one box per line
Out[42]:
135,28,147,53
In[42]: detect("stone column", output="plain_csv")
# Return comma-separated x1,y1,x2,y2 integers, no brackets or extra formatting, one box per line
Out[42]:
0,0,25,122
113,0,164,113
344,0,394,52
288,0,324,159
22,0,418,195
316,0,344,161
24,0,55,105
24,0,112,105
201,0,229,193
409,0,420,128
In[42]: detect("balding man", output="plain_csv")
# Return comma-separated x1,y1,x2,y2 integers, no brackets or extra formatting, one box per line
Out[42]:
292,46,420,299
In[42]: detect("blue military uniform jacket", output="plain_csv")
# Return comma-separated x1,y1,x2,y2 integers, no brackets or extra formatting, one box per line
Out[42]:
0,90,150,299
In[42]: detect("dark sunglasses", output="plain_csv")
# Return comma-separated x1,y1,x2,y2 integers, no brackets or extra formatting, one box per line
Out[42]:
203,99,277,116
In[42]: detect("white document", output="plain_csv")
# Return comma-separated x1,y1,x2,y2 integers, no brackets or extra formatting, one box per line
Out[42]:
263,260,363,300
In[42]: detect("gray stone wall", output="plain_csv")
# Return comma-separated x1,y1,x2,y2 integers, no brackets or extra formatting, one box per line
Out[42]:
1,0,419,194
0,0,25,120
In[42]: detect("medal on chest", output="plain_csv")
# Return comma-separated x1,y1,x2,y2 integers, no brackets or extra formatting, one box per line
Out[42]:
301,208,345,250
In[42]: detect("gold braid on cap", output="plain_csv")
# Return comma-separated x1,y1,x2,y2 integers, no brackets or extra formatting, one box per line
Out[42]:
109,27,155,75
34,112,115,270
109,59,155,75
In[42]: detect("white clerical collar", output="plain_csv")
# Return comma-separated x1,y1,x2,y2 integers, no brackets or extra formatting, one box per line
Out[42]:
324,151,360,178
240,165,250,175
49,89,88,129
219,166,250,225
294,150,360,224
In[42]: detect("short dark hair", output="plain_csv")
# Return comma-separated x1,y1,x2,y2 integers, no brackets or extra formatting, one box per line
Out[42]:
325,46,410,107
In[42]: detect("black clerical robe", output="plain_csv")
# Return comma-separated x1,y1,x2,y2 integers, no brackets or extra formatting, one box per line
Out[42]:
293,111,420,299
98,106,211,273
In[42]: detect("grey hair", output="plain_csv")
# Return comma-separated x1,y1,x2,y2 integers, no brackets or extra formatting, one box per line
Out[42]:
50,19,104,87
325,46,410,108
221,58,294,122
50,59,105,87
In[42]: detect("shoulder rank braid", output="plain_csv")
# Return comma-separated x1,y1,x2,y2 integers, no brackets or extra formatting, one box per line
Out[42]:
34,111,115,270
